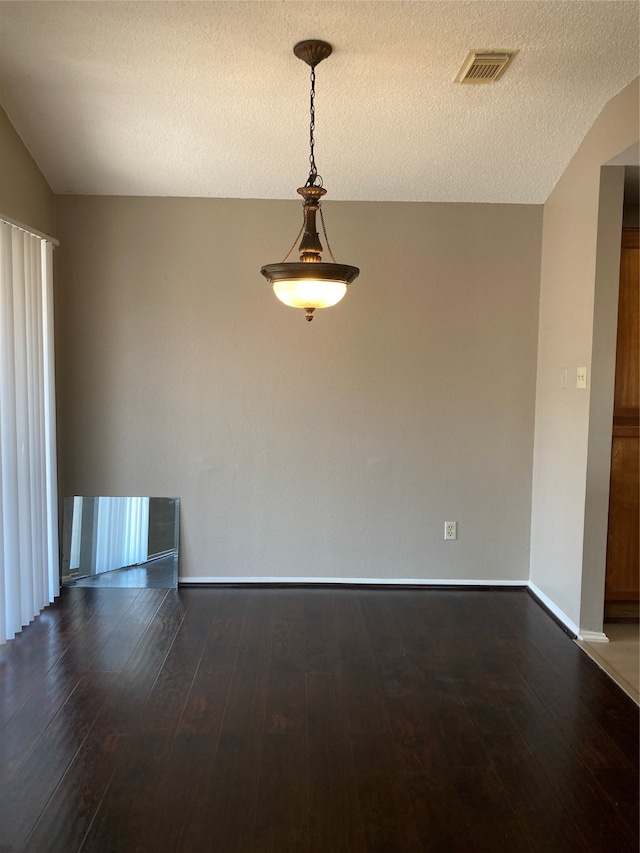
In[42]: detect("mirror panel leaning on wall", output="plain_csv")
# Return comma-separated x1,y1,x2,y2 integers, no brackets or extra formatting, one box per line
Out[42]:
61,496,179,588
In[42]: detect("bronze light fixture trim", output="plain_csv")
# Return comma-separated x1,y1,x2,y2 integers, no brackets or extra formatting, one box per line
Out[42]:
261,40,359,322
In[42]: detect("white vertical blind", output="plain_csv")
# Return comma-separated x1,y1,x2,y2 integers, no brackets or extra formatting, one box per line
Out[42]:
0,222,59,644
94,496,149,575
69,495,83,571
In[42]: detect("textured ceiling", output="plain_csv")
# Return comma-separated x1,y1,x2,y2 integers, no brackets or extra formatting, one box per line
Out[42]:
0,1,638,204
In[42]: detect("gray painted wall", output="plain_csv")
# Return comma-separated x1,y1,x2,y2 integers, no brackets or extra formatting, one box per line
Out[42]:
0,105,54,233
530,78,639,634
54,196,542,583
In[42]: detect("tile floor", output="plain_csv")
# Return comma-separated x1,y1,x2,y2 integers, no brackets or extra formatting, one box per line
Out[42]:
576,622,639,705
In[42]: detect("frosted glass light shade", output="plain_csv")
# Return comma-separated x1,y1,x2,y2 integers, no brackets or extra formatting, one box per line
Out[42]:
261,261,359,320
273,279,347,309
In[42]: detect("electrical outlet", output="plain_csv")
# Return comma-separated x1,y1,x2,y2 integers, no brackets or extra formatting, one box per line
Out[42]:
444,521,457,540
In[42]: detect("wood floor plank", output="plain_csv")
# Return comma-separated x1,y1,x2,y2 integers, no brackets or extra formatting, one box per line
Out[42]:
0,626,71,727
332,594,380,677
88,594,167,673
533,753,639,852
90,592,185,735
268,589,305,674
177,662,233,736
177,589,246,734
592,766,640,838
459,671,588,851
453,766,534,853
0,611,58,676
333,594,392,737
21,733,123,853
508,632,633,771
571,656,640,761
0,666,82,785
303,589,340,674
246,669,308,850
177,590,274,852
395,664,491,770
349,729,423,852
56,614,121,670
265,670,305,735
200,588,248,671
349,596,478,849
234,589,274,675
133,734,220,853
135,592,217,735
178,669,270,853
0,671,118,850
90,587,143,617
393,757,479,852
79,734,174,852
249,730,308,852
358,591,415,684
500,671,639,851
502,592,640,759
306,673,366,853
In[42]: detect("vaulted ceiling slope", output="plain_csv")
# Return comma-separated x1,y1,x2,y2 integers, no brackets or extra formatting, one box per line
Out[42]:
0,1,638,204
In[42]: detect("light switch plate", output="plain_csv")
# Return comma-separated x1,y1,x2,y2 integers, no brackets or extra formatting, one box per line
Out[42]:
577,366,588,389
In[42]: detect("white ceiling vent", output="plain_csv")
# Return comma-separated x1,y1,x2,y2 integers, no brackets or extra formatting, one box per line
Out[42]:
455,50,518,84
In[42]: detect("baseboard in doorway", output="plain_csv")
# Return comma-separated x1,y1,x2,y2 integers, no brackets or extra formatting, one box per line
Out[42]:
579,630,609,643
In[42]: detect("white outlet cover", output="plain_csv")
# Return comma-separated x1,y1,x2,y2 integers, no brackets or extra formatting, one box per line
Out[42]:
577,366,588,389
444,521,457,540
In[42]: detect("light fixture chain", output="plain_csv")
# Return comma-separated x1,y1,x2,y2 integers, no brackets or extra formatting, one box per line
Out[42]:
318,203,336,263
281,217,305,263
306,66,322,187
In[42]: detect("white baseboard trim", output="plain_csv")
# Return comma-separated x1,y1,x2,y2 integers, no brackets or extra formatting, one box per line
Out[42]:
178,576,528,587
528,581,581,636
577,630,609,643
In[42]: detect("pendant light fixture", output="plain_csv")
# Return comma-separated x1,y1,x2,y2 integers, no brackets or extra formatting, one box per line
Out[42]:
261,40,359,322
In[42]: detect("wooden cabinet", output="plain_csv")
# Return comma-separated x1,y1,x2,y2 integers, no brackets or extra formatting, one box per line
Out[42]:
605,228,639,617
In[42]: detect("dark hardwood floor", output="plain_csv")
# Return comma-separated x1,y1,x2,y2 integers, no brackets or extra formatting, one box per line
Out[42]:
0,586,637,852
